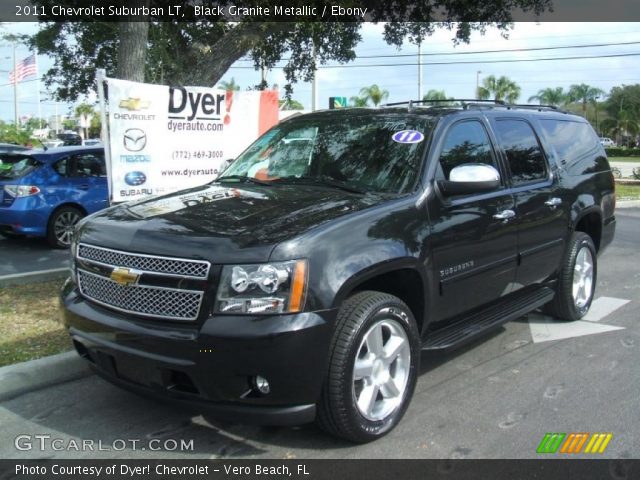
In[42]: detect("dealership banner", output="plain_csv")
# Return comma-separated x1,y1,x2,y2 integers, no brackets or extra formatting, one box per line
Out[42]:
99,75,279,203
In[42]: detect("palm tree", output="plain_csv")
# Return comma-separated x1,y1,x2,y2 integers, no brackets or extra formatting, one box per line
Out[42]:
359,84,389,107
218,77,241,91
75,103,96,139
422,89,455,105
567,84,605,116
279,98,304,110
349,96,369,107
528,87,567,107
477,75,521,104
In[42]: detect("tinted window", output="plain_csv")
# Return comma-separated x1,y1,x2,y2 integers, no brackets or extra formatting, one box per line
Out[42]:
495,120,547,185
224,115,433,194
53,158,69,176
539,119,607,175
73,153,106,177
438,121,497,179
0,154,40,179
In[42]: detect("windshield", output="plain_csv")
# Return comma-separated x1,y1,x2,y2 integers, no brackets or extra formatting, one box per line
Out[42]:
221,114,432,194
0,154,41,179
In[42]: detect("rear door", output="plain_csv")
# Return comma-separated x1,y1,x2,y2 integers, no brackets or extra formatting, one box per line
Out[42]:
428,118,518,321
491,118,568,287
67,150,108,214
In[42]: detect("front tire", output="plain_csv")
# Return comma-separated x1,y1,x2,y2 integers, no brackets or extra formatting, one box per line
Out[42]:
545,232,597,321
317,291,420,443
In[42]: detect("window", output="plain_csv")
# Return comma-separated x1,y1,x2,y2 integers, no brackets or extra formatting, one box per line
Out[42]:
438,121,497,179
494,120,547,185
73,153,106,177
539,119,606,175
53,158,68,176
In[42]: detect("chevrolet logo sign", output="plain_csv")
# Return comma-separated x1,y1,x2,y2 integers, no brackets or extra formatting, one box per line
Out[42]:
118,97,150,111
110,267,141,286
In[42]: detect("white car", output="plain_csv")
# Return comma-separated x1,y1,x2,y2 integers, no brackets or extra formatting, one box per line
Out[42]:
600,137,616,147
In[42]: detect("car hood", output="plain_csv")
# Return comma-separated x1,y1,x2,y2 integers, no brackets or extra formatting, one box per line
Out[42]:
77,183,388,263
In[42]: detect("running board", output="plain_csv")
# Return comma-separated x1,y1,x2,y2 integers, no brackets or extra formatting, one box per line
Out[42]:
422,287,554,351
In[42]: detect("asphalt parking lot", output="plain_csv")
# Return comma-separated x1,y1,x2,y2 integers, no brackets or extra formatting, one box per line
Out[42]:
0,236,68,278
0,208,638,460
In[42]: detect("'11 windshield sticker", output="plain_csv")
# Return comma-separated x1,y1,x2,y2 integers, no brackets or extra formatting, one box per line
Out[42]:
392,130,424,144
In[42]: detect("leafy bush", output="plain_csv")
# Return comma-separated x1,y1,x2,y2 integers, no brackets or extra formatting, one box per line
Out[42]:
605,147,640,157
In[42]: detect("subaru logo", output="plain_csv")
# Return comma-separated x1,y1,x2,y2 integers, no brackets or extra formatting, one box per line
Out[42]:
123,128,147,152
124,171,147,186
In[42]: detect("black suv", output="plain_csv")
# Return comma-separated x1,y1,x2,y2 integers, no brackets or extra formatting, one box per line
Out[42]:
61,101,615,442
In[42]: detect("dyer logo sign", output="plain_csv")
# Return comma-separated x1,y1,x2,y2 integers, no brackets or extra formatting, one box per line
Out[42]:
169,86,226,121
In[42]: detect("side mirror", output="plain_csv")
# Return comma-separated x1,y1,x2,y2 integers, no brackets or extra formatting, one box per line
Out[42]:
438,163,500,196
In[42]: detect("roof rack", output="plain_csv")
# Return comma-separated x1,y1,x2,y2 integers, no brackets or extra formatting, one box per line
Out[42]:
382,99,567,113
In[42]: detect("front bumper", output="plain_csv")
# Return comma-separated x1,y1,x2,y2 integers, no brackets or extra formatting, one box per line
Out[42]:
61,280,336,426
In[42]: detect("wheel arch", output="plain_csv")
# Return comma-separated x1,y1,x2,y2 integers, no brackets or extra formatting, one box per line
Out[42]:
572,206,603,252
332,259,429,336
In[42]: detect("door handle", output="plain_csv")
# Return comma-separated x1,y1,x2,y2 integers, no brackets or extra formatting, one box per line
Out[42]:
493,209,516,222
545,197,562,209
79,184,89,191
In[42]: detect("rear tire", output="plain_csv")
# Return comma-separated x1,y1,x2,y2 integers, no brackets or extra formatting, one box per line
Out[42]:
545,232,597,321
47,206,83,248
317,291,420,443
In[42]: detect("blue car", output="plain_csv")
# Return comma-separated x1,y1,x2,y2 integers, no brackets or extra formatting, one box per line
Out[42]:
0,146,108,248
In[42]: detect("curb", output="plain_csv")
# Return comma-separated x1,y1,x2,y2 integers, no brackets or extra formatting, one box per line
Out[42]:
616,200,640,209
0,268,68,288
0,351,92,403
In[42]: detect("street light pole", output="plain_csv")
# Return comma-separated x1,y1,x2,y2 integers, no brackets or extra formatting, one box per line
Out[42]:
476,70,482,99
594,96,599,135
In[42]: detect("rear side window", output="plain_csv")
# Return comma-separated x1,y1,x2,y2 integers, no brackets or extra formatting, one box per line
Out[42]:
73,153,106,177
539,119,608,175
438,120,498,179
494,119,548,185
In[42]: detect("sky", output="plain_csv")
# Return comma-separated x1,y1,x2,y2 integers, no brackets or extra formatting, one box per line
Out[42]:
1,21,639,122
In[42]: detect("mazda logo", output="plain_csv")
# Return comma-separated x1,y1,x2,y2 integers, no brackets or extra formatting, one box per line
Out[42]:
123,128,147,152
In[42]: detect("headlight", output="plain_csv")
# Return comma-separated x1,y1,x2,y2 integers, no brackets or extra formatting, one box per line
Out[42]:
216,260,307,314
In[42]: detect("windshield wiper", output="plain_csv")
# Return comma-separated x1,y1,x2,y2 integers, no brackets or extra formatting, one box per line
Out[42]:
272,175,367,194
217,175,271,186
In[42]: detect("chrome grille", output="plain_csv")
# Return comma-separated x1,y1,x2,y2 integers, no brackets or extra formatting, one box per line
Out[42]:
78,270,203,321
78,243,210,279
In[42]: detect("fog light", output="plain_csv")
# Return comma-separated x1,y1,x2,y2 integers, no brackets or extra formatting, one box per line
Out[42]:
254,375,270,395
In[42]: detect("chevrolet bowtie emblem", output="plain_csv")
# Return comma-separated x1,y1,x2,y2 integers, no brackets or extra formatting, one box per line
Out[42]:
118,97,150,111
110,267,140,286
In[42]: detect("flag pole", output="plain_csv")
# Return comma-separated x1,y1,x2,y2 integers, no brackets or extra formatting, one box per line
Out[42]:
35,52,42,129
13,42,18,132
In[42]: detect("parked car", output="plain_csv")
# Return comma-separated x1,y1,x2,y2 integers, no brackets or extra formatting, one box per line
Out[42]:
600,137,616,147
0,143,30,154
57,132,83,146
61,102,615,442
83,138,102,147
0,146,108,247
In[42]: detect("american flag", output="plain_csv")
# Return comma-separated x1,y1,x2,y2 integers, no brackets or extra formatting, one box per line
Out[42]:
9,54,37,84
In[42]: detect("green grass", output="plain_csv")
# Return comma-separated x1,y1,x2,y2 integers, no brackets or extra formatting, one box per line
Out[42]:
616,183,640,200
0,280,72,367
609,157,640,163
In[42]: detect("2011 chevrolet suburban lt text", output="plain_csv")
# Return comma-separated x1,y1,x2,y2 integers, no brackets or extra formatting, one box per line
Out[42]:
61,101,616,443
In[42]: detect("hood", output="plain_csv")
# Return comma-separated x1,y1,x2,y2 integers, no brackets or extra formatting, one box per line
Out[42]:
77,183,387,263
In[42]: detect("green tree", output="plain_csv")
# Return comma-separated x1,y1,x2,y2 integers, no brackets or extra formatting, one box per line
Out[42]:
477,75,521,103
567,84,605,117
23,117,49,130
218,77,241,91
422,89,455,105
349,96,369,107
359,84,389,107
279,98,304,110
527,87,567,106
28,0,552,101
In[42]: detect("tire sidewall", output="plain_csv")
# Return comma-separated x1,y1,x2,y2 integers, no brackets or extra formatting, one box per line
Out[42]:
342,299,420,441
47,206,83,248
569,235,597,319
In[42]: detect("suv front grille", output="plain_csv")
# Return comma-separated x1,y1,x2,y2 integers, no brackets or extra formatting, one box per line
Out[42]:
78,243,210,279
76,243,210,321
77,270,204,321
